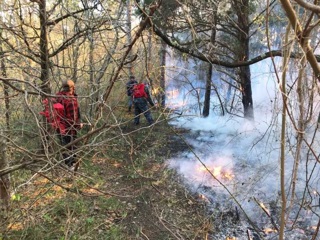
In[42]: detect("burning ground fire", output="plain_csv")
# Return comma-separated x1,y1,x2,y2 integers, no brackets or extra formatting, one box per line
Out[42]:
196,164,234,180
263,228,278,234
167,89,180,99
166,88,189,109
167,116,320,239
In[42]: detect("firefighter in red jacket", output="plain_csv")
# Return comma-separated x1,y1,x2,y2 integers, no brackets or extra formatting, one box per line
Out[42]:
56,80,83,168
133,81,155,125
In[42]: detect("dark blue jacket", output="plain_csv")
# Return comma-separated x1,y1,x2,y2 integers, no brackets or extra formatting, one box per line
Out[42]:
126,79,138,96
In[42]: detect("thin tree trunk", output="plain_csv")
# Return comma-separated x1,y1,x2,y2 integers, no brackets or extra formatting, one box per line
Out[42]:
38,0,51,94
0,41,9,131
88,27,95,116
0,36,10,209
126,0,133,76
288,8,314,215
72,21,80,82
33,0,52,155
203,10,217,117
147,28,153,86
279,23,291,240
279,65,287,240
0,131,9,209
202,63,212,117
160,40,166,107
148,28,152,72
289,55,306,210
213,83,225,116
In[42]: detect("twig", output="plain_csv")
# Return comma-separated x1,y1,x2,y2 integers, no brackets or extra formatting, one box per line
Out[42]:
311,216,320,240
27,168,132,198
157,209,184,240
253,197,279,232
140,228,150,240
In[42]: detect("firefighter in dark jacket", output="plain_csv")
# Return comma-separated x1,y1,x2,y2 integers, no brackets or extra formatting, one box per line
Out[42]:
56,80,83,168
133,81,155,125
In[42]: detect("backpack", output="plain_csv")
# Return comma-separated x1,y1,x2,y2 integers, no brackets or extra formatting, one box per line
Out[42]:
40,98,66,134
132,83,148,98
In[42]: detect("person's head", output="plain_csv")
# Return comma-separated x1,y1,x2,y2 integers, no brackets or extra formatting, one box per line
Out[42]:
129,75,135,81
62,79,75,93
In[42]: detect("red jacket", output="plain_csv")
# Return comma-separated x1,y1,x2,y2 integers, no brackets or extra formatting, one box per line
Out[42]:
56,91,81,135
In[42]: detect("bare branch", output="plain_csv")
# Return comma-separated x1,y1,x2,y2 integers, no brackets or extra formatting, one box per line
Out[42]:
293,0,320,13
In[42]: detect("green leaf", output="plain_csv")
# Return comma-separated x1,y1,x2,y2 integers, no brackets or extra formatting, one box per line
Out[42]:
11,194,21,201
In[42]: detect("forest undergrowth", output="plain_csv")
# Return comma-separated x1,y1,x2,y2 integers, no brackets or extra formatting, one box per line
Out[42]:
1,108,213,240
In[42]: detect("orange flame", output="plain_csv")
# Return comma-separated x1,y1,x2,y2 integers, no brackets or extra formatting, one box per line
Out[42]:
311,226,318,230
199,194,210,203
197,165,234,180
167,89,179,99
264,228,278,234
259,202,270,215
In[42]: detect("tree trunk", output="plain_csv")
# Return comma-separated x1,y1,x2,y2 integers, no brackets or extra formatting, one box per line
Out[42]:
240,65,253,119
289,54,306,215
160,40,166,107
0,131,9,209
0,35,10,209
234,0,253,119
147,28,153,80
203,63,212,117
126,0,133,76
38,0,51,94
0,38,9,131
88,24,95,116
279,23,291,240
146,28,156,97
35,0,52,155
72,23,80,82
203,13,217,118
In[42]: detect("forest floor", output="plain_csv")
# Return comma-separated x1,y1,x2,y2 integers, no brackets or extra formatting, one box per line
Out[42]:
1,108,214,239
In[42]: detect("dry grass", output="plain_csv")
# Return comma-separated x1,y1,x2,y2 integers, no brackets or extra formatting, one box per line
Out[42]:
1,109,212,239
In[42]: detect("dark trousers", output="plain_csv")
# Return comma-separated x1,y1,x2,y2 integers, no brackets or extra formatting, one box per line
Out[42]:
133,98,154,124
128,96,133,111
59,134,77,167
